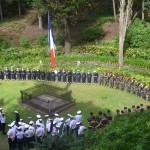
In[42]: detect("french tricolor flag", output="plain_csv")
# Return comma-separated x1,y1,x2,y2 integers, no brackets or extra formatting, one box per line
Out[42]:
48,10,56,69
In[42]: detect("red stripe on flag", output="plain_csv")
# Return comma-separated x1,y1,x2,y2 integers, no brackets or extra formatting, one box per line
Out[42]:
51,48,55,69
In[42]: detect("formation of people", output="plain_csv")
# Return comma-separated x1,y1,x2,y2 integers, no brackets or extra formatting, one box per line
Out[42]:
0,108,86,150
0,68,150,100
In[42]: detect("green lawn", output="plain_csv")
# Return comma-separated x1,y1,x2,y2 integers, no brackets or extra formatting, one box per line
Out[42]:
0,80,150,149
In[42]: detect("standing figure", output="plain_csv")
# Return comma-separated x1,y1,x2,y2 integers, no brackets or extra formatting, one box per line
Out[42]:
16,68,21,80
51,70,56,82
14,111,20,127
21,68,26,80
81,71,86,84
72,71,77,83
87,70,92,84
5,67,10,80
46,71,51,82
1,113,6,135
41,70,45,81
68,70,72,83
26,68,31,80
93,71,98,84
62,69,67,82
36,69,41,81
57,70,61,82
0,70,4,80
77,70,81,84
10,69,15,80
32,69,36,80
99,72,104,85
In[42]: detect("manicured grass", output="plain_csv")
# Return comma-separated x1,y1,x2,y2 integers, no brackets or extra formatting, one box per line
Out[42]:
0,80,150,149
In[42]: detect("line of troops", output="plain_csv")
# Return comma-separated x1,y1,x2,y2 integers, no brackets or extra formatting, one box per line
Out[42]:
2,108,86,150
87,104,149,130
0,68,150,100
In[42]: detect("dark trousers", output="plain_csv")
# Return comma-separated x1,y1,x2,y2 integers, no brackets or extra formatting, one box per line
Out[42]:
17,138,24,150
1,123,5,134
8,138,15,150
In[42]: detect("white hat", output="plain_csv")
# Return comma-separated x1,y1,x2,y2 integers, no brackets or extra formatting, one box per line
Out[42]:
8,124,12,128
0,108,3,110
28,117,32,119
44,115,49,118
54,113,59,117
77,110,82,114
70,115,74,118
18,122,22,125
67,114,71,117
20,119,23,122
53,121,56,125
25,124,29,128
14,111,18,113
36,115,41,118
29,121,33,125
39,119,42,122
60,117,64,122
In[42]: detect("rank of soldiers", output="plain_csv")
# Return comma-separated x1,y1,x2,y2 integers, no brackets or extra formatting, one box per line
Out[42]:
0,68,149,100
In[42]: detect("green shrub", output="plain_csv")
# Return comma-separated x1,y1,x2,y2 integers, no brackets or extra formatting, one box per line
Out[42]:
125,19,150,48
81,26,105,42
0,38,10,51
36,34,47,47
20,37,31,48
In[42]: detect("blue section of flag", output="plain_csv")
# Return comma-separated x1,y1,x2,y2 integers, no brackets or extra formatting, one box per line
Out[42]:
48,10,55,45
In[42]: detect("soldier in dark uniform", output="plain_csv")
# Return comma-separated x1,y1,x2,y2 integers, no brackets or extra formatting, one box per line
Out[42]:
115,76,120,89
57,70,62,82
36,69,40,81
0,70,4,80
26,68,31,80
77,70,81,84
41,70,45,81
147,88,150,101
126,78,132,93
46,71,51,82
72,70,77,83
68,70,72,83
87,112,95,123
131,78,136,94
21,68,26,80
10,69,15,80
32,68,36,80
62,69,67,82
104,73,109,86
87,70,92,84
120,76,125,90
141,85,147,100
99,72,104,85
5,67,10,80
109,74,114,88
81,71,86,84
16,68,21,80
14,111,20,127
95,111,103,123
93,71,98,84
51,70,56,82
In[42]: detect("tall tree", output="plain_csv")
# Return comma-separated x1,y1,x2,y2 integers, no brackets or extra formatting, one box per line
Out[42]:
141,0,145,21
32,0,46,29
119,0,133,68
45,0,91,54
17,0,21,18
112,0,117,22
0,0,3,21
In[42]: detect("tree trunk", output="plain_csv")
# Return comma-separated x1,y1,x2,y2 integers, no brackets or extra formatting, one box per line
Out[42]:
141,0,144,21
38,14,43,29
112,0,117,22
64,18,71,54
119,35,125,68
0,0,3,21
17,0,22,18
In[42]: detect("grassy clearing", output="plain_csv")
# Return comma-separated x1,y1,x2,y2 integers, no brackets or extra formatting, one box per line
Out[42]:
0,81,150,149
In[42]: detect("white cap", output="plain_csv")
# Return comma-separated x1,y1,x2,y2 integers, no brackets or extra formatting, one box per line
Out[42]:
77,110,82,115
14,111,18,113
18,122,22,125
60,117,64,122
36,115,41,118
28,117,32,119
8,124,12,128
20,119,23,122
54,113,59,117
39,119,42,122
29,121,33,125
44,115,49,118
53,121,56,125
70,115,74,118
0,108,3,110
67,114,71,117
25,124,29,128
17,126,22,130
